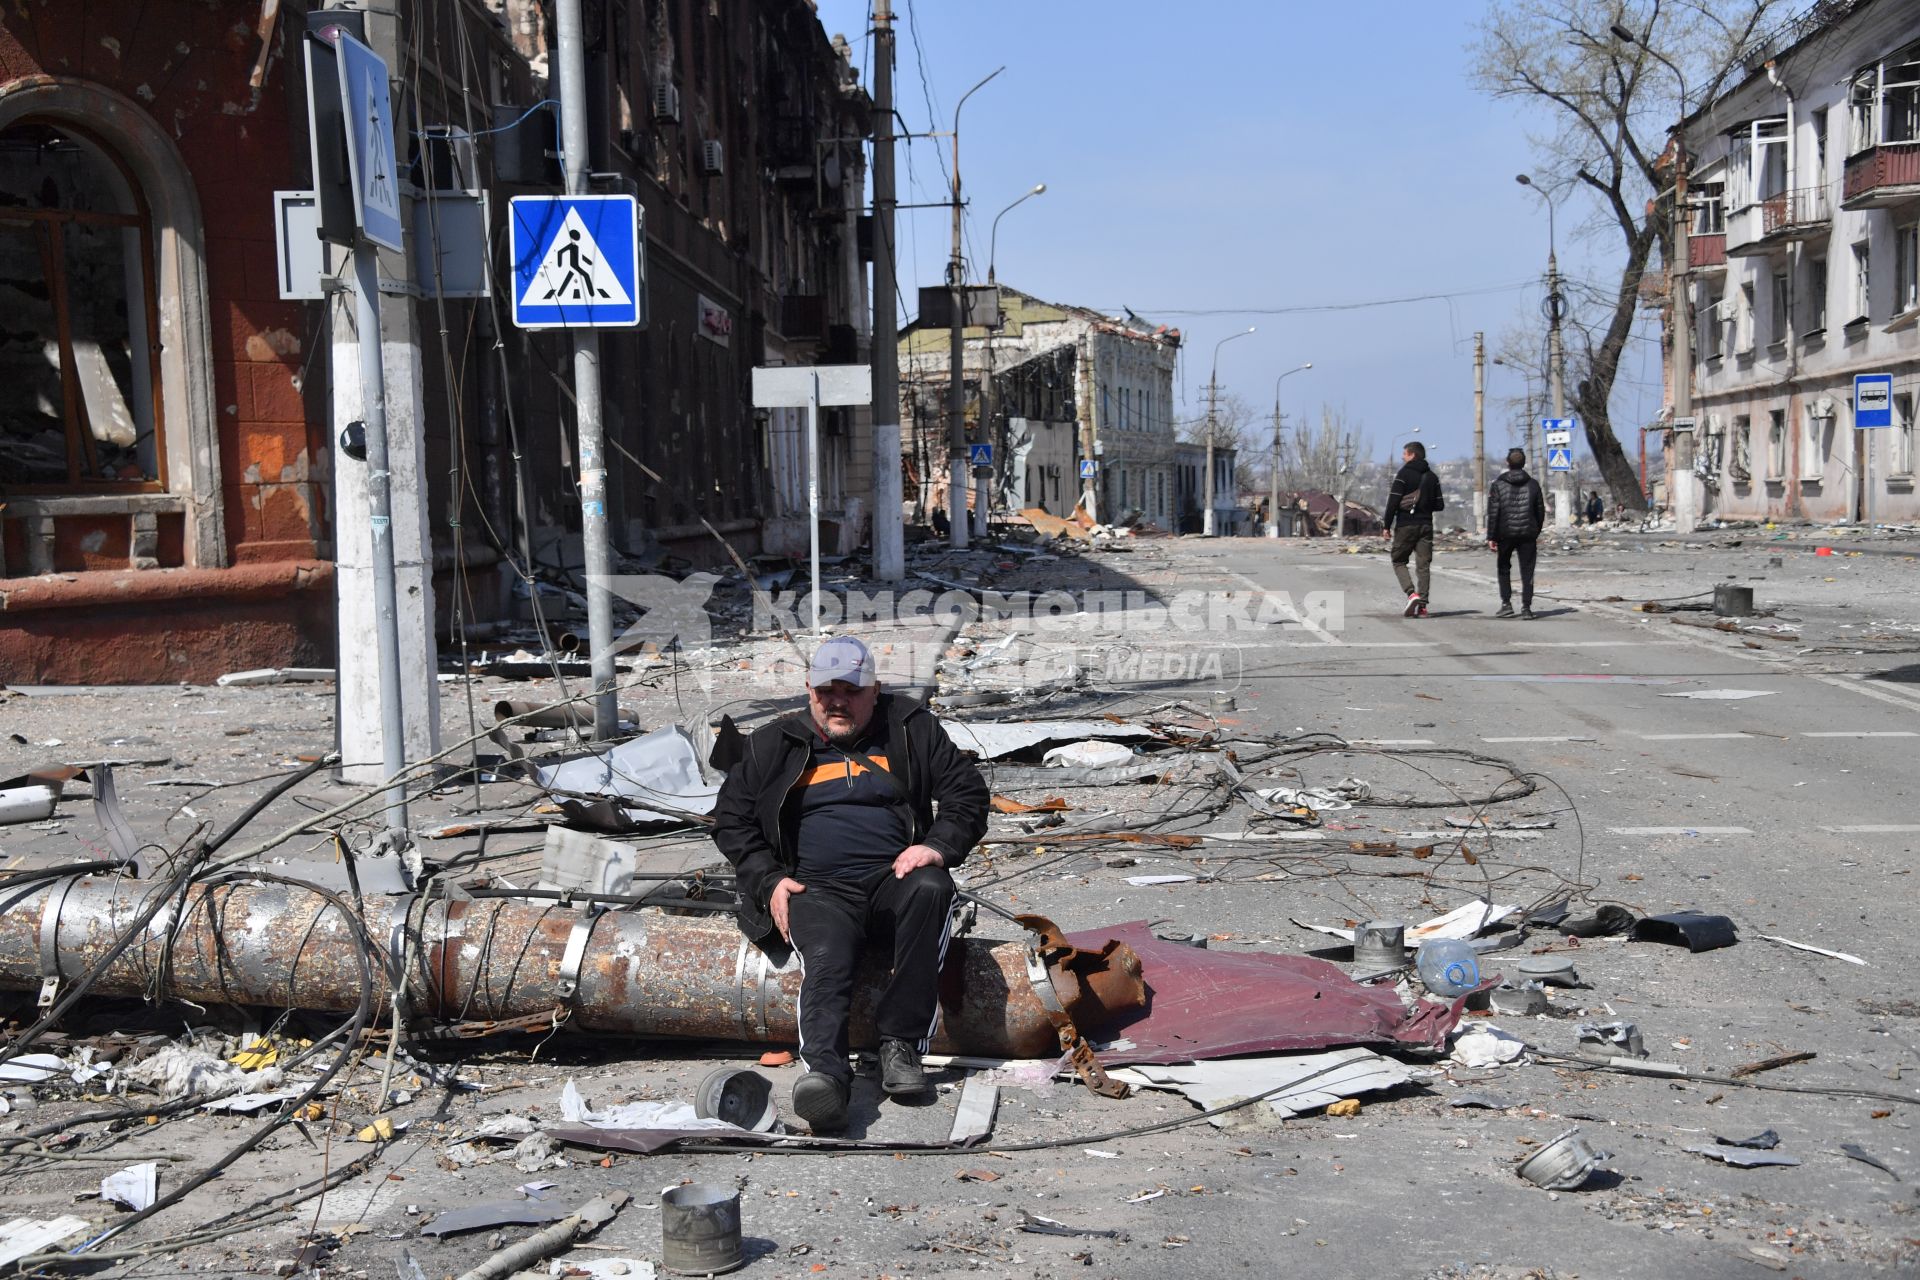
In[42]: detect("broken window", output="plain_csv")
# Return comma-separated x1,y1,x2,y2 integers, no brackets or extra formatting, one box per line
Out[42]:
1767,409,1787,479
0,120,162,490
1770,270,1789,345
1848,45,1920,152
1689,180,1725,235
1730,414,1752,481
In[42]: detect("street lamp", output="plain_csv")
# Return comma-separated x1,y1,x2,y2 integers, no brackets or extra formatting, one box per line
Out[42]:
1516,173,1571,529
1267,362,1312,539
1203,327,1256,537
945,65,1004,550
987,183,1046,286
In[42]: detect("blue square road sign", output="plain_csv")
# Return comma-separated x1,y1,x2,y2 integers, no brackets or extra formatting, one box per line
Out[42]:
1078,458,1098,478
1547,446,1573,472
510,195,645,329
968,442,993,467
1855,373,1894,428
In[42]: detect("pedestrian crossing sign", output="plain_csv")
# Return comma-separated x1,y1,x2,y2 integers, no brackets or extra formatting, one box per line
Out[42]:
1547,446,1573,472
333,33,405,253
968,442,993,467
509,195,645,329
1079,459,1098,478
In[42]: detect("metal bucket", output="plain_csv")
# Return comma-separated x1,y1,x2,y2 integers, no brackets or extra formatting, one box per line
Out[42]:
1713,584,1754,617
694,1067,778,1132
661,1183,745,1276
1516,1126,1605,1191
1352,921,1406,970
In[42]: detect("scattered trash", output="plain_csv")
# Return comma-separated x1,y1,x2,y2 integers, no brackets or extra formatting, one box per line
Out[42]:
1729,1050,1816,1078
955,1168,1001,1182
692,1067,779,1133
758,1051,794,1068
660,1184,742,1277
1516,1127,1608,1190
980,1056,1067,1095
1109,1048,1412,1124
1837,1142,1900,1180
1351,921,1406,970
1486,983,1548,1017
1631,911,1738,953
1449,1091,1518,1111
1511,955,1580,986
1325,1097,1362,1117
357,1117,396,1143
1044,740,1139,769
1017,1210,1122,1239
1083,1148,1121,1158
943,719,1155,761
0,1217,89,1268
0,1053,66,1085
0,777,62,825
100,1162,158,1211
1576,1021,1647,1059
1686,1143,1801,1168
1253,779,1372,811
1295,899,1517,946
127,1044,284,1101
455,1190,631,1280
1415,938,1483,998
532,726,720,830
1658,688,1775,700
948,1076,999,1144
1713,1128,1781,1149
560,1080,751,1135
1124,873,1196,887
1757,934,1866,966
214,667,334,687
1451,1026,1526,1067
421,1200,572,1237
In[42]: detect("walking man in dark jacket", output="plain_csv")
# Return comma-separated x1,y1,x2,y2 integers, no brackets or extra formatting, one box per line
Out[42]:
1381,440,1444,616
711,636,989,1133
1486,448,1546,619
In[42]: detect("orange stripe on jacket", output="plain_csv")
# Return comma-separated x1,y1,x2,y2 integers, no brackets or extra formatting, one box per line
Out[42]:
800,755,892,787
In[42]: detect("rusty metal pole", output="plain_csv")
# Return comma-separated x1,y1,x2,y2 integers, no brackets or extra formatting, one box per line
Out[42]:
0,878,1141,1059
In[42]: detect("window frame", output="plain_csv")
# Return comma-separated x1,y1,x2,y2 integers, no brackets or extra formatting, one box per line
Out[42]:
1730,413,1753,481
1897,221,1920,316
1807,254,1828,333
1767,409,1787,479
1892,392,1916,478
1802,406,1827,481
1769,269,1790,346
1851,240,1873,326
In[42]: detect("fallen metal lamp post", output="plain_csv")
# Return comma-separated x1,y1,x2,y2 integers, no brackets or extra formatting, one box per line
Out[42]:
0,876,1144,1060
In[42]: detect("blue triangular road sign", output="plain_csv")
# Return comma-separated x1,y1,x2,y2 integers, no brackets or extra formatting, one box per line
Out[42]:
510,195,644,329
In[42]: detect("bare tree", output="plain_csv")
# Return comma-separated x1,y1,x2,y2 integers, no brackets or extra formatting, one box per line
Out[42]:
1470,0,1787,511
1279,404,1371,495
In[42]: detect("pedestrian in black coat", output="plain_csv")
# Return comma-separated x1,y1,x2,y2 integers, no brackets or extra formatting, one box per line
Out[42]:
1486,448,1545,619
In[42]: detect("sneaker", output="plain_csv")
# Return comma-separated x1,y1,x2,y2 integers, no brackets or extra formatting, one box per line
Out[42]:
1495,602,1515,618
877,1038,931,1096
1521,607,1536,620
1416,600,1429,618
791,1072,850,1132
1402,593,1423,618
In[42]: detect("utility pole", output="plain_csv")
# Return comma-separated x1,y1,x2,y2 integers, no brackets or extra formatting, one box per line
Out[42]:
1473,331,1487,537
555,0,617,735
869,0,903,581
1669,144,1697,529
1267,398,1282,538
1203,373,1219,538
1547,251,1571,530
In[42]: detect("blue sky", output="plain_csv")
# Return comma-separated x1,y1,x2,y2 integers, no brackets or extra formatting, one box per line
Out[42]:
813,0,1672,464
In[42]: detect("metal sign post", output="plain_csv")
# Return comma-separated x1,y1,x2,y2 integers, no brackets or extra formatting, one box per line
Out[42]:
752,365,873,634
306,26,409,832
1856,373,1893,527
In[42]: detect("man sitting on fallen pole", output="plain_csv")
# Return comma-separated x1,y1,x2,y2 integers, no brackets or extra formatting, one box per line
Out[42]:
712,636,990,1133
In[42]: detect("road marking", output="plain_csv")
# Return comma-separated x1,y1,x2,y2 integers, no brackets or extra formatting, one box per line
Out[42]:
1352,738,1435,746
1637,732,1755,740
1228,570,1344,646
1801,730,1918,738
1608,826,1754,835
1481,735,1596,743
1819,824,1920,833
1512,640,1690,647
1282,641,1433,649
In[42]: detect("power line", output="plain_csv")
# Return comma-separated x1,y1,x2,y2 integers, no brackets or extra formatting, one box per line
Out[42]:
1089,280,1534,318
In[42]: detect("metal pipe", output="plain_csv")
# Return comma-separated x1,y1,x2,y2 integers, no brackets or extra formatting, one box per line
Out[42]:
0,878,1143,1059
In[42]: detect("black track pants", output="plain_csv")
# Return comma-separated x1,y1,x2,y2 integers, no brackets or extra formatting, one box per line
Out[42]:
1497,536,1538,607
787,864,954,1084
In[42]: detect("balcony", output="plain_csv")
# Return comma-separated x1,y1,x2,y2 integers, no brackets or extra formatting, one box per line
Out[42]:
1689,232,1727,271
1727,186,1830,256
1842,141,1920,209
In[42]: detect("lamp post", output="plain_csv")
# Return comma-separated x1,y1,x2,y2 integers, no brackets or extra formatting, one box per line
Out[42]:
1203,326,1255,537
987,183,1046,286
1613,22,1693,524
1516,173,1571,529
945,66,1003,551
1267,362,1311,539
978,183,1045,529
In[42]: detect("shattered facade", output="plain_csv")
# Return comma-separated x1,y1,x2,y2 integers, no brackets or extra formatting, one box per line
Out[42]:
0,0,870,683
1673,0,1920,522
900,284,1182,529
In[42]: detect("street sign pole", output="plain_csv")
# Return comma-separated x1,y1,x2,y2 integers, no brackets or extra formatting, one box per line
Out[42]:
808,372,822,635
1855,373,1893,529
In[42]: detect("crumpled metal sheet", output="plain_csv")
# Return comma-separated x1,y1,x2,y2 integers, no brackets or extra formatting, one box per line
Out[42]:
533,725,720,826
1109,1047,1411,1124
942,719,1156,760
1067,921,1462,1064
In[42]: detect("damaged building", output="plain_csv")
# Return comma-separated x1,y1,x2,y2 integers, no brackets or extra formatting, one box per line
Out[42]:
1668,0,1920,522
0,0,871,684
899,284,1183,529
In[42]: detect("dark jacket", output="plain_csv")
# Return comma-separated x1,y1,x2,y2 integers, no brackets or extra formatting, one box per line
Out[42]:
1487,468,1545,541
1383,459,1444,531
711,692,990,943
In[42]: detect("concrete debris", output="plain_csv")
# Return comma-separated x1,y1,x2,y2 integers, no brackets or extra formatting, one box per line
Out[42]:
1576,1021,1648,1059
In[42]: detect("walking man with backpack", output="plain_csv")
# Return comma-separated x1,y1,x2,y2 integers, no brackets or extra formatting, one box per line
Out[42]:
1486,448,1546,619
1381,440,1445,617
